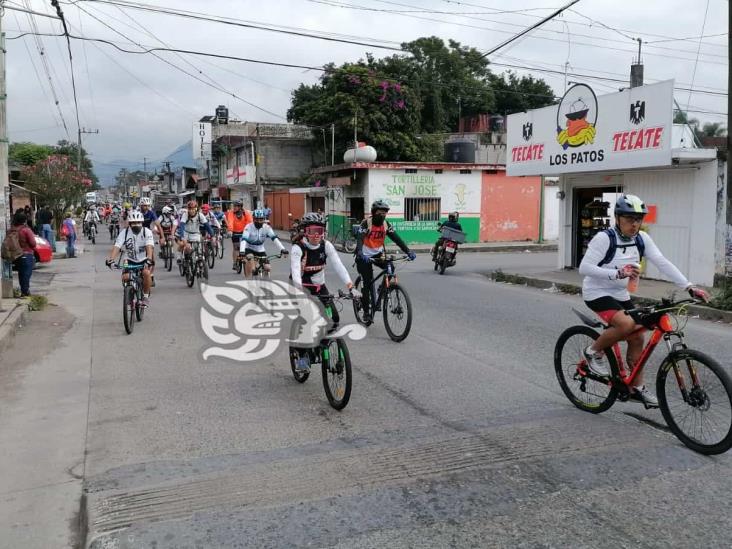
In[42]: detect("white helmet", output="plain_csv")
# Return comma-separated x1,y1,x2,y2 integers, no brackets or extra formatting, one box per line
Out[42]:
139,197,152,206
128,210,144,223
162,206,172,215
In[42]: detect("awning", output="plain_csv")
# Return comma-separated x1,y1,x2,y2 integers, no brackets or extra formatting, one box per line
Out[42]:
9,182,37,194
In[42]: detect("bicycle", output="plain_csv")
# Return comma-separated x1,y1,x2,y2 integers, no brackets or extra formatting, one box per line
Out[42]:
204,234,216,270
112,260,147,335
352,254,413,342
160,236,174,272
183,241,208,288
109,220,120,241
554,298,732,455
215,229,225,260
331,217,358,253
289,288,354,410
239,251,284,278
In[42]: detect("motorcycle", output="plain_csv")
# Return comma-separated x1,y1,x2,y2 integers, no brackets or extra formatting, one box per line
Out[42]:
433,225,466,275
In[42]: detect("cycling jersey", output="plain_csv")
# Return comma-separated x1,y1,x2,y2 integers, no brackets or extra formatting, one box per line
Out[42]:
240,222,285,254
204,212,221,230
159,214,177,233
114,227,154,261
176,211,212,242
84,211,100,223
225,210,253,234
290,238,350,287
141,209,157,229
356,218,409,258
579,230,690,302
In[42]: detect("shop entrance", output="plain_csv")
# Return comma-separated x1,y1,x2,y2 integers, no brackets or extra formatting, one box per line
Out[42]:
349,197,364,223
572,187,623,267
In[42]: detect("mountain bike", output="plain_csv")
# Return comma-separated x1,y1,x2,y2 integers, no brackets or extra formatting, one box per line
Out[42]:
554,298,732,455
217,230,226,259
183,240,208,288
109,219,119,241
112,260,147,335
160,235,174,272
204,234,216,269
352,254,413,342
289,289,353,410
238,251,284,278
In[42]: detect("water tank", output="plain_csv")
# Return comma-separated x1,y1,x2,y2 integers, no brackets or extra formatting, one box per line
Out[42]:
444,140,475,163
343,145,377,163
215,105,229,124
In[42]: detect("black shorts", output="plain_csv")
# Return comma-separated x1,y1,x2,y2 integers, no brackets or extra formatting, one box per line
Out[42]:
585,296,634,323
231,232,243,244
243,250,267,259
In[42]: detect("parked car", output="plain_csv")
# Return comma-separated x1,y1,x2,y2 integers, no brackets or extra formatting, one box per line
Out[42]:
34,236,53,264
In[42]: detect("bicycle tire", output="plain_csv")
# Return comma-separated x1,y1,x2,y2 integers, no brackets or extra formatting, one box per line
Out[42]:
235,259,243,275
178,255,185,276
185,259,195,287
321,338,352,410
123,285,135,334
199,258,209,287
207,243,215,269
383,284,412,342
351,276,371,326
289,347,310,383
554,325,618,413
135,285,145,322
217,239,225,259
657,349,732,455
165,246,173,272
344,238,357,254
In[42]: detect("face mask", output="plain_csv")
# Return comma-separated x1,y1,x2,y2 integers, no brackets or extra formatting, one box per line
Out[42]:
235,210,242,218
131,225,142,235
372,214,385,225
254,221,263,229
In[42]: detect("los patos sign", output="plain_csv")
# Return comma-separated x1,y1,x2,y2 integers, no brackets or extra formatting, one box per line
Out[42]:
507,80,674,176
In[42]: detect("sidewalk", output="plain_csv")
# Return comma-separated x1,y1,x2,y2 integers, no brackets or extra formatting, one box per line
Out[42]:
485,265,732,324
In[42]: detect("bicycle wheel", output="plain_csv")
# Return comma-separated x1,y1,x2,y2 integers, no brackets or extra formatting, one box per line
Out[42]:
321,338,352,410
217,238,225,259
135,285,145,321
178,254,185,276
289,347,310,383
344,237,357,254
351,276,370,326
91,228,96,245
123,285,135,334
207,243,215,269
165,245,173,272
185,259,195,288
657,349,732,455
554,325,618,413
235,258,243,274
198,259,209,288
383,284,412,342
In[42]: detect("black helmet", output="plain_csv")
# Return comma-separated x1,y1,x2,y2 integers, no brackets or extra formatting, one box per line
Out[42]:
300,211,326,227
371,199,390,213
614,194,648,215
233,199,243,207
448,211,459,221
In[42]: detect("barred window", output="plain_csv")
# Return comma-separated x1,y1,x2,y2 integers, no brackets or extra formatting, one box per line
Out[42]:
404,197,441,221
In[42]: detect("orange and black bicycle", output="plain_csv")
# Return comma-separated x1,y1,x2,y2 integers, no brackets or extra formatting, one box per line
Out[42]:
555,298,732,455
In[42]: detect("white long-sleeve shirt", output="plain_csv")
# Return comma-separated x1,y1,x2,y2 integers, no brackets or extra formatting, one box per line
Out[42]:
579,230,690,302
290,239,351,288
240,222,285,253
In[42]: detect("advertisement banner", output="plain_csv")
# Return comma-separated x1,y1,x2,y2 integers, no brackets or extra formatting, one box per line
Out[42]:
507,80,674,176
192,122,212,161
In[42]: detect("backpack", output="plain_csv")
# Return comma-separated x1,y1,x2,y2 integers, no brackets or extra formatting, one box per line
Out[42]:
597,228,645,267
1,229,24,261
60,222,70,238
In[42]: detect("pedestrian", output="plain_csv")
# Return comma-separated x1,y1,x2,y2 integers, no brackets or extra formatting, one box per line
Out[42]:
39,205,56,252
34,206,43,235
62,211,77,258
23,205,34,233
10,210,37,297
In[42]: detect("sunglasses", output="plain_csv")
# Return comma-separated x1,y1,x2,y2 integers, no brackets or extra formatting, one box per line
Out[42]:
305,226,325,237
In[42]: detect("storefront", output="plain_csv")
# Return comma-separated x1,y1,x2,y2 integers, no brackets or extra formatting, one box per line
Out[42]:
507,80,726,286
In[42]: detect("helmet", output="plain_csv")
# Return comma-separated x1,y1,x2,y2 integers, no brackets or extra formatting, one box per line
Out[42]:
233,200,243,207
128,210,144,223
300,212,326,227
614,194,648,215
139,197,152,206
201,204,211,213
448,211,459,221
187,200,198,209
371,199,390,213
253,209,266,219
123,202,131,209
162,206,172,215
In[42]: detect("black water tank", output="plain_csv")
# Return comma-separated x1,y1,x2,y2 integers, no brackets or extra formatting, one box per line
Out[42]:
215,105,229,124
444,140,475,163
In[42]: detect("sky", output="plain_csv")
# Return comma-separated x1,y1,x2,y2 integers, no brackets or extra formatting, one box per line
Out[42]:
4,0,728,175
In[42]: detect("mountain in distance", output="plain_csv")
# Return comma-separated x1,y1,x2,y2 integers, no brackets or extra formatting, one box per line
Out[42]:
94,140,196,187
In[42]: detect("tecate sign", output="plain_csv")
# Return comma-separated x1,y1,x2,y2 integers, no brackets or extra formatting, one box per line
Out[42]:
193,122,212,161
507,80,673,176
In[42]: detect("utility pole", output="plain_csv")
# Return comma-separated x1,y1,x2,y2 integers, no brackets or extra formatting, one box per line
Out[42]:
727,13,731,279
77,128,99,171
0,7,9,308
331,123,335,166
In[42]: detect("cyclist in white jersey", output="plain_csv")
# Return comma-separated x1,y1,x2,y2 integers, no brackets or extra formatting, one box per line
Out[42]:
240,209,288,277
105,210,155,305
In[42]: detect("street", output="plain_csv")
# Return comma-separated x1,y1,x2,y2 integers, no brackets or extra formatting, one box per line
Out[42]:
3,241,732,548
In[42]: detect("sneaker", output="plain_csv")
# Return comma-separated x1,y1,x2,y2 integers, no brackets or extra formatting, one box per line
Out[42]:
630,385,659,408
141,295,150,307
232,263,238,271
583,345,610,377
296,356,310,371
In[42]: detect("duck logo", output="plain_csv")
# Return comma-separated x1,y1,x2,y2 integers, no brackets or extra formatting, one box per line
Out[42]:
556,84,598,150
522,122,533,141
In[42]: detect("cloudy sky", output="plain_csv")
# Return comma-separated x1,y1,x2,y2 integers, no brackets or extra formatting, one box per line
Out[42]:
4,0,728,173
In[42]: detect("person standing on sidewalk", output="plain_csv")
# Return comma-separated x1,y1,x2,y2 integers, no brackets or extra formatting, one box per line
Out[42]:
62,212,77,258
11,211,38,297
39,205,56,252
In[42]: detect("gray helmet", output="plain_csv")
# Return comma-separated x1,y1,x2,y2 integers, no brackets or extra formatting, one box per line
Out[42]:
300,212,326,227
371,199,390,213
614,194,648,215
233,199,243,207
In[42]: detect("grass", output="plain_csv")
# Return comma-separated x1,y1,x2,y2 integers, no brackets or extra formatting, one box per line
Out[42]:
27,295,48,311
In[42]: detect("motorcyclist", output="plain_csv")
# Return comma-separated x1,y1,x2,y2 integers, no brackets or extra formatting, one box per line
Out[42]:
431,211,463,261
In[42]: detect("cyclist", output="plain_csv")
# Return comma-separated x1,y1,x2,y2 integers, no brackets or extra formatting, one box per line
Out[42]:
579,193,710,406
212,202,226,231
104,210,155,306
289,211,359,370
225,200,253,270
431,211,463,262
354,199,416,323
176,201,213,263
201,204,222,257
240,209,288,278
108,205,121,238
158,206,178,258
83,205,100,238
139,197,166,248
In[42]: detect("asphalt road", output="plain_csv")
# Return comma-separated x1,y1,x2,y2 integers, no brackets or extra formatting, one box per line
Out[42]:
74,240,732,548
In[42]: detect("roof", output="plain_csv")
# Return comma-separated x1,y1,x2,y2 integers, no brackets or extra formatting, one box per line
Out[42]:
312,161,505,174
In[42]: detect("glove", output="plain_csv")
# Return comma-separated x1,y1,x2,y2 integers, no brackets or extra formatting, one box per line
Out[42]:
688,285,710,303
616,264,639,280
280,249,289,256
349,288,362,300
407,251,417,261
105,258,114,269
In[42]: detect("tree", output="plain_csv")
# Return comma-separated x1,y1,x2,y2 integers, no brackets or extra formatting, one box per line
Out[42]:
55,140,100,188
9,142,54,166
701,122,726,137
22,155,93,229
489,72,556,114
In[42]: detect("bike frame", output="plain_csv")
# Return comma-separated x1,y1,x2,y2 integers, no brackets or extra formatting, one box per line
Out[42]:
365,256,405,310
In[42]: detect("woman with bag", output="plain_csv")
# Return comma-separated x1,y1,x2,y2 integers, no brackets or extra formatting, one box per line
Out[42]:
8,211,37,297
61,212,77,258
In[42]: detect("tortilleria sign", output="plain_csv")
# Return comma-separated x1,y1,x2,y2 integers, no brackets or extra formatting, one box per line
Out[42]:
507,80,673,176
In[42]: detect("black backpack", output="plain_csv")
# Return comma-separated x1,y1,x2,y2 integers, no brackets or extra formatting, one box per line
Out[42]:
597,228,645,267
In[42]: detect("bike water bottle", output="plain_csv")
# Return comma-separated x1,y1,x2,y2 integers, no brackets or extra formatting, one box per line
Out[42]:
627,263,641,293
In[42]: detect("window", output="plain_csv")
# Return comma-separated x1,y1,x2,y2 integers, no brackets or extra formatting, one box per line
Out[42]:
460,169,472,174
405,168,417,174
434,169,443,174
404,198,441,221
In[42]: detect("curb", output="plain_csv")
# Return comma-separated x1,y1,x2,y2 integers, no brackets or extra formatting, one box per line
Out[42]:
485,270,732,324
0,303,28,356
384,244,558,255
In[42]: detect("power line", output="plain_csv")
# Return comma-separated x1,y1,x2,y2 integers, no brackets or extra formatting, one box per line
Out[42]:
686,0,711,112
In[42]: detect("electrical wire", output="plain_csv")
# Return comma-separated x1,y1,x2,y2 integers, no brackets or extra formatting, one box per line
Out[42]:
686,0,711,112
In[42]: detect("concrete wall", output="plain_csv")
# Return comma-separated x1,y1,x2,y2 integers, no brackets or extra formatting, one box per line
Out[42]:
258,139,314,184
480,172,541,242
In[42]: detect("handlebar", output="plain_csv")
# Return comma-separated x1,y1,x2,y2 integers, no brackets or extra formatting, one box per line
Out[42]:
625,298,700,316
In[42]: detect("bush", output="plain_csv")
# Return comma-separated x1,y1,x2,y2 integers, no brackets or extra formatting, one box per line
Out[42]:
75,206,83,216
27,295,48,311
711,277,732,311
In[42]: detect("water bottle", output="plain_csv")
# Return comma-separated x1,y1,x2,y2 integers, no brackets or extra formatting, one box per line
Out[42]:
627,263,641,293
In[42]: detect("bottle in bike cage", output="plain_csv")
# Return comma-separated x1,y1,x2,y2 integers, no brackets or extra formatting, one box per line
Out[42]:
387,263,394,276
